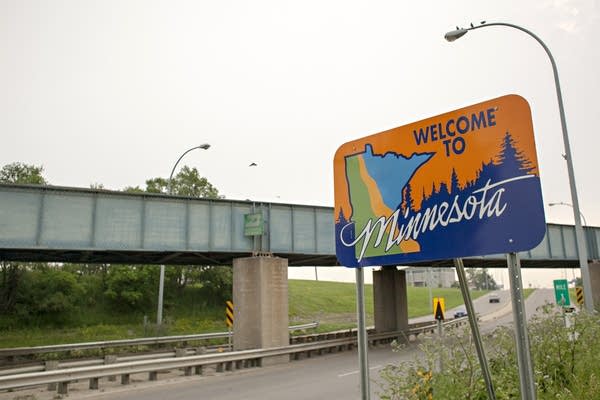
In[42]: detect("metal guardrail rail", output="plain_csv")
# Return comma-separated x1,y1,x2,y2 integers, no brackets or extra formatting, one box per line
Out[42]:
0,318,467,394
0,322,319,359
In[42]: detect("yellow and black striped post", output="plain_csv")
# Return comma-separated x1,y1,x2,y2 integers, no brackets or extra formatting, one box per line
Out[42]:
575,287,584,306
225,300,234,327
225,300,234,350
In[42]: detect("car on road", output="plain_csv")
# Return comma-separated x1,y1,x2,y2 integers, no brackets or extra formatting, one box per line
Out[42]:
489,294,500,303
454,309,467,318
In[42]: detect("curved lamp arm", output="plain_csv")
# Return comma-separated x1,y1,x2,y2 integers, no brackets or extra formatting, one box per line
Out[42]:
167,144,210,195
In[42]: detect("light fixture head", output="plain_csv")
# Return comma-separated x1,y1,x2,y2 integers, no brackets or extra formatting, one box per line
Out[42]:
444,28,468,42
199,143,210,150
548,202,567,207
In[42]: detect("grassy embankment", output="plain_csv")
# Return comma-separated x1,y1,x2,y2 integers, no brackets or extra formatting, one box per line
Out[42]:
0,280,502,348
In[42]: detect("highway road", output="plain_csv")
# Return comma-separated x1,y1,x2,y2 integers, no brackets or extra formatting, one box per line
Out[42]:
2,289,556,400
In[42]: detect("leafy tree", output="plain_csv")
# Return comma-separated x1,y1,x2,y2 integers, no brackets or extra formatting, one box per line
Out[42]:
194,266,233,306
0,162,47,185
144,166,221,198
104,266,158,311
16,268,84,323
123,185,145,193
0,262,24,314
466,268,498,290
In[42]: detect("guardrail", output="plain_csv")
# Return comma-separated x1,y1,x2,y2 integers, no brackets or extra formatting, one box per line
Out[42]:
0,318,467,394
0,321,319,359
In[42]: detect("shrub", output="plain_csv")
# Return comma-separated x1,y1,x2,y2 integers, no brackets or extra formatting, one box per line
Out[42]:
378,304,600,400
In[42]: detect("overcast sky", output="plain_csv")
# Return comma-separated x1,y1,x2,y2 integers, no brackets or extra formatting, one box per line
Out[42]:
1,1,597,287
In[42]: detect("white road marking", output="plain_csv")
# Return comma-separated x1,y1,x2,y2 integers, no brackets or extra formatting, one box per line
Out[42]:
337,365,383,378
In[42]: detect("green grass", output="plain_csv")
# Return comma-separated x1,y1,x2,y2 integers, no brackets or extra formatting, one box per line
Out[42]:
287,279,490,332
1,280,494,348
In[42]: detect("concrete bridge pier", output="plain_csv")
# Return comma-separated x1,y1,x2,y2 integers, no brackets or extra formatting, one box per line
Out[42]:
232,255,289,365
373,267,409,334
588,262,600,310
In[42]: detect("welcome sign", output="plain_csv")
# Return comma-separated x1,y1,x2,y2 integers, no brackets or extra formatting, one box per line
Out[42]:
333,94,546,267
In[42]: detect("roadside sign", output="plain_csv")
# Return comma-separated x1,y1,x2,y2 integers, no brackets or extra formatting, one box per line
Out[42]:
225,300,234,327
333,95,546,267
575,286,584,306
553,279,571,306
244,213,264,236
433,297,445,321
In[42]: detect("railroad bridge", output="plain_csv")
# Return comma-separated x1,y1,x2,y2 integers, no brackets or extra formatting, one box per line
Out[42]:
2,183,600,356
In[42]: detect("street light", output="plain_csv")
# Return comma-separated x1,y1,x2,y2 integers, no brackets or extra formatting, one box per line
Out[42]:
549,202,588,281
167,144,211,193
548,202,588,226
444,22,594,313
157,143,211,326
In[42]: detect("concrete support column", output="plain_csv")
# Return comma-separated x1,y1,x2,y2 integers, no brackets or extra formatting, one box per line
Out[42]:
588,262,600,310
232,256,289,365
373,267,408,333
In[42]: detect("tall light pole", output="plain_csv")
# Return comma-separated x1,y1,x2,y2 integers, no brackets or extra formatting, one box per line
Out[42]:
445,22,594,313
157,143,211,326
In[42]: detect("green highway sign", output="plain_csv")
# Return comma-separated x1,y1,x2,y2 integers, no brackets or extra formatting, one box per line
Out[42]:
244,213,264,236
553,279,570,307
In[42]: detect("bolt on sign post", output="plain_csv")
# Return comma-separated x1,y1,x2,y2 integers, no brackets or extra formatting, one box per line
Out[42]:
334,95,546,400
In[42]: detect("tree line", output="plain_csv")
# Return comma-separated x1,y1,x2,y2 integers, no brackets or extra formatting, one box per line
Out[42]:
0,162,231,328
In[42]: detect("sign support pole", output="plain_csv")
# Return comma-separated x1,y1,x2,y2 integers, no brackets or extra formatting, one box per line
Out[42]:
454,258,496,400
436,318,443,373
355,267,370,400
507,252,537,400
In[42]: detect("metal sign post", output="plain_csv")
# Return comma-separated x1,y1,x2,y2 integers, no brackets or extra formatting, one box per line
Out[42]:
433,297,445,373
355,267,370,400
454,258,496,400
507,252,536,400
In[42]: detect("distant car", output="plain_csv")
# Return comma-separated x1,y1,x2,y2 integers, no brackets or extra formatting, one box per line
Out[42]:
489,294,500,303
454,310,467,318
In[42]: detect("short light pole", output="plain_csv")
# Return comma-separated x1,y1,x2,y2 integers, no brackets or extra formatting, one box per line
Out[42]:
157,143,210,326
445,22,594,313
